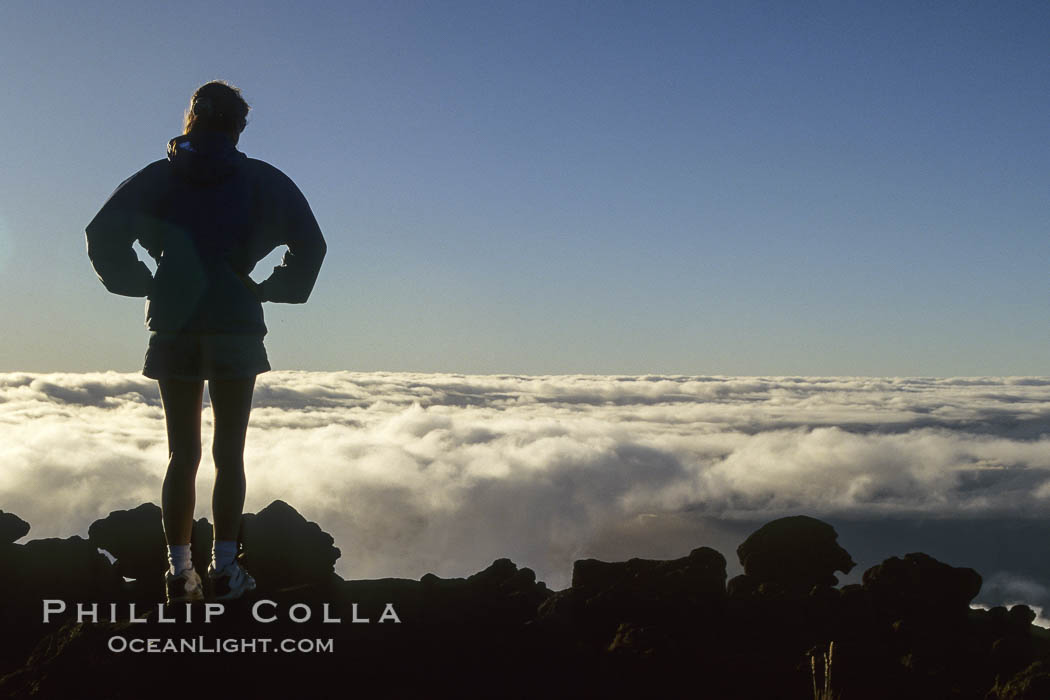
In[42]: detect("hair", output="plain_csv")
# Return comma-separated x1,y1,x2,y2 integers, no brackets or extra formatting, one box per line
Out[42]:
183,81,250,140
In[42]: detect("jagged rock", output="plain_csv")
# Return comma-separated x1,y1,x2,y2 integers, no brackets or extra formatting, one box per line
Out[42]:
239,500,340,588
571,546,727,597
0,621,133,695
2,506,1047,700
88,503,167,580
989,659,1050,700
15,536,121,601
607,621,682,657
809,583,840,604
466,556,520,589
419,558,553,628
991,635,1037,681
726,573,758,598
862,552,982,623
0,510,30,544
736,515,856,594
538,546,727,647
859,554,986,695
467,557,549,603
0,512,31,603
88,503,213,593
756,580,788,599
1010,605,1037,629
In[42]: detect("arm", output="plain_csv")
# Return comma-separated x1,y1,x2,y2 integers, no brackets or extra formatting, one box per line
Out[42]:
85,167,158,298
255,173,327,304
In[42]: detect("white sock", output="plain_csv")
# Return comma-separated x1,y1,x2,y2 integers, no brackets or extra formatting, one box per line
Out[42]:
168,544,192,575
212,540,238,571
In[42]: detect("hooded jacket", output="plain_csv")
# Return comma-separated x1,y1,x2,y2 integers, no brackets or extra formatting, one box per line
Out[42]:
86,132,327,335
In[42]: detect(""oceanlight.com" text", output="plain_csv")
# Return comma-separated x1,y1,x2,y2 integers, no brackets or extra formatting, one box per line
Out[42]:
107,636,335,653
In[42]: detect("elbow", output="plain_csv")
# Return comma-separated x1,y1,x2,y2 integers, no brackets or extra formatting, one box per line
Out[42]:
289,287,314,304
97,277,131,297
294,273,323,303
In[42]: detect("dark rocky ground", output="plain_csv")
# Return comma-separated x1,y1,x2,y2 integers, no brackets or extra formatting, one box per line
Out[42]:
1,503,1048,699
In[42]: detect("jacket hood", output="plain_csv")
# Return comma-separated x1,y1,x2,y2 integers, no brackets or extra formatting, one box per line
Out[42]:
166,132,246,184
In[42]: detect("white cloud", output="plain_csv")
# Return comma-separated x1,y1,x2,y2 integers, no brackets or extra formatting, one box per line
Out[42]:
2,372,1050,594
978,571,1050,624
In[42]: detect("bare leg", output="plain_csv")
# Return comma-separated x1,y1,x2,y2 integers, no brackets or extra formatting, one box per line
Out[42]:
209,376,256,542
159,378,205,545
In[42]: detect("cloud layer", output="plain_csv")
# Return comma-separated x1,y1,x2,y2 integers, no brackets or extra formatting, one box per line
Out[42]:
3,372,1049,608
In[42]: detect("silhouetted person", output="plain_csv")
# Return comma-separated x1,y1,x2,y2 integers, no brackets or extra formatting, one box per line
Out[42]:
86,81,326,604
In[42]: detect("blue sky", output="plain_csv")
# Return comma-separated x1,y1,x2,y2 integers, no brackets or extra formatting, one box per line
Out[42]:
0,1,1046,375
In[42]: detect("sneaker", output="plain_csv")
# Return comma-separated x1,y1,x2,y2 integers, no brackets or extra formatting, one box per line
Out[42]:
208,560,257,600
165,567,204,604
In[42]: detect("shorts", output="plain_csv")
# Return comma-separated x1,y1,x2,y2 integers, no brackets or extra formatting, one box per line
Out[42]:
142,332,271,381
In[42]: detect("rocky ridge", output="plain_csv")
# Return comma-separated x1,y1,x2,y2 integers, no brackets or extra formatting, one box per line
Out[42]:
1,503,1047,699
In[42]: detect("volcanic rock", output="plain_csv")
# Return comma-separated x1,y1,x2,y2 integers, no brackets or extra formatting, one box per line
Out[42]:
736,515,856,594
88,503,167,580
238,499,340,588
862,552,982,624
0,510,30,544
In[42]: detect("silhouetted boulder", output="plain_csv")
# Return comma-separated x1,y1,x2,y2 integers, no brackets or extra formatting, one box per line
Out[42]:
538,546,727,649
0,510,30,544
974,603,1036,677
14,536,120,601
465,556,520,589
0,511,31,605
417,557,552,629
87,503,214,599
571,546,727,597
726,573,758,598
736,515,856,594
88,503,166,580
2,505,1047,700
862,552,982,624
467,557,550,604
578,546,722,593
1010,605,1038,629
238,500,340,588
